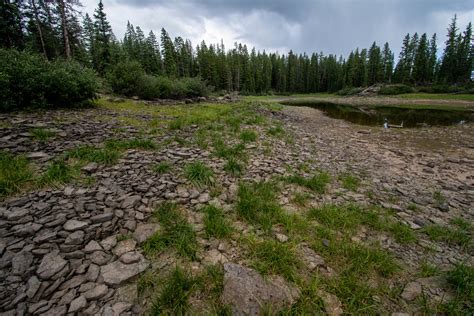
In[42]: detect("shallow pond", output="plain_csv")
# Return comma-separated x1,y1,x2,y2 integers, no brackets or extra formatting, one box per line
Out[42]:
285,101,473,128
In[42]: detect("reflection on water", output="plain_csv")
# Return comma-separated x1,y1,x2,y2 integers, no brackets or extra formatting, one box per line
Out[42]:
285,102,473,128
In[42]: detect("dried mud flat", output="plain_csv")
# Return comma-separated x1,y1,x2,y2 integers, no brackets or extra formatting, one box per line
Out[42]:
0,99,472,315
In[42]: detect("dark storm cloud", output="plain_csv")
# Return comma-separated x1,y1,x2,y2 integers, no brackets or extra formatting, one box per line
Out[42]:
84,0,473,57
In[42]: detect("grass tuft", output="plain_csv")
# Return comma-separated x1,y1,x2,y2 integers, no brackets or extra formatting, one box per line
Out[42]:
152,161,171,174
38,160,77,187
267,125,285,137
240,130,257,143
286,172,331,193
213,139,246,160
0,152,33,197
249,239,300,281
203,205,233,239
419,261,440,277
151,267,196,315
143,203,197,259
446,264,474,308
309,204,417,244
291,192,312,207
184,161,214,187
105,138,158,150
66,145,120,165
224,158,243,176
422,224,471,248
236,181,282,232
30,128,55,142
339,173,361,191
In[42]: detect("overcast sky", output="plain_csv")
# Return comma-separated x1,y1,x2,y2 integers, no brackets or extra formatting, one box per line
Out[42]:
80,0,473,57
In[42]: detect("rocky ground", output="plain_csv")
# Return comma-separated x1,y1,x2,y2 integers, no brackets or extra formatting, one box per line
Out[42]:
0,97,472,315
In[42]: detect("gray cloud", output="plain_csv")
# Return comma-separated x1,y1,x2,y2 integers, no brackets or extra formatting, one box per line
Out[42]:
83,0,473,58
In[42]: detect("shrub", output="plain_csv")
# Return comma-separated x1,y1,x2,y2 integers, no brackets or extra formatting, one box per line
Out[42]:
180,77,209,98
43,60,99,107
107,61,209,100
107,61,145,97
336,87,364,96
0,49,99,111
378,84,414,95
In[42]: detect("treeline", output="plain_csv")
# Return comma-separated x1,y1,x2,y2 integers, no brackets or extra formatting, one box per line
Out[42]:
1,0,473,100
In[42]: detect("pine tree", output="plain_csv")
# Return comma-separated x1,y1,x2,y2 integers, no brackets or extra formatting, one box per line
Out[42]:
160,28,177,77
456,22,472,82
394,34,411,83
427,34,437,82
367,42,383,85
382,42,394,83
413,33,429,84
0,0,24,49
439,15,459,83
143,30,161,75
92,0,113,74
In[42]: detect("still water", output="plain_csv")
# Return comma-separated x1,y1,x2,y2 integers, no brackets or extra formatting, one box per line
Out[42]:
285,102,473,128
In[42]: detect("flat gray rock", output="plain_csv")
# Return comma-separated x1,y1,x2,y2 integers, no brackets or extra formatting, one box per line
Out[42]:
63,219,88,231
222,263,300,315
12,250,33,275
121,195,141,209
36,251,68,280
113,240,137,257
100,254,148,287
68,295,87,313
84,284,109,300
133,223,161,243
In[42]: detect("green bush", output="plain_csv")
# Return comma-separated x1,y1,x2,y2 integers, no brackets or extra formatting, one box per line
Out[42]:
107,60,145,97
417,84,473,94
107,60,209,100
0,49,99,111
44,60,99,108
180,77,209,98
336,87,364,96
378,84,414,95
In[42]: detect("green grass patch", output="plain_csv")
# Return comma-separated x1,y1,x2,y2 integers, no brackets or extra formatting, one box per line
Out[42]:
169,117,186,130
286,172,331,193
267,125,285,137
248,239,300,281
339,173,361,191
105,138,158,150
291,192,312,207
419,261,440,277
184,161,215,187
236,181,283,232
225,116,242,132
66,145,120,165
143,203,197,259
422,224,471,248
309,204,416,244
151,267,197,315
38,160,77,187
224,158,244,176
444,263,474,313
240,130,257,143
388,222,417,244
398,93,474,102
152,161,171,174
30,128,55,142
278,279,326,315
433,190,445,204
203,205,233,239
213,139,246,160
0,151,33,197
